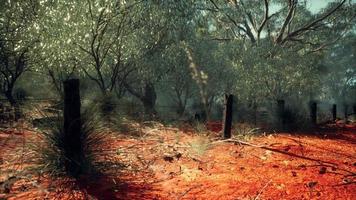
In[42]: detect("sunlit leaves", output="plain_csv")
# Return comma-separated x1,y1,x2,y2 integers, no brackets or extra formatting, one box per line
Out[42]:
0,0,40,101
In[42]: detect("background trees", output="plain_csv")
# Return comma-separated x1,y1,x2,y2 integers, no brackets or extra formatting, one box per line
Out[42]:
322,33,356,115
35,0,144,97
1,0,355,124
0,0,39,105
204,0,355,119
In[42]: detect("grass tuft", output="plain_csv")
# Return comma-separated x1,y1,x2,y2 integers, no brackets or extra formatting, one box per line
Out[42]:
31,106,109,178
188,136,211,156
192,121,209,135
232,123,260,141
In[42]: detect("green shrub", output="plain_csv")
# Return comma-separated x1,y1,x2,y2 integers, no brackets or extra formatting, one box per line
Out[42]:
32,107,108,177
14,88,28,102
91,93,118,119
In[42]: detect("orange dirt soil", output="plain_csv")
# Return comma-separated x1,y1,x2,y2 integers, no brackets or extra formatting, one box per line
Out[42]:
0,122,355,200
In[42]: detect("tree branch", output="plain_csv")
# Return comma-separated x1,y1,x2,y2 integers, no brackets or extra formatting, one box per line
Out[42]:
257,0,269,41
275,0,297,44
281,0,346,44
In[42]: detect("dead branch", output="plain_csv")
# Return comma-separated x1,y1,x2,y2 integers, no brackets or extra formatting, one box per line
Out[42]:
176,184,204,200
257,0,269,40
211,138,266,148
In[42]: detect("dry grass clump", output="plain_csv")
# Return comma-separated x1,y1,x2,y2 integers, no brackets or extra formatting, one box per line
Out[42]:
31,108,109,177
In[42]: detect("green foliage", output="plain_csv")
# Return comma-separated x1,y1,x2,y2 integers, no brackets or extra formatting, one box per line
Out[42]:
13,88,28,101
1,0,356,127
0,0,39,105
322,33,356,105
93,93,118,117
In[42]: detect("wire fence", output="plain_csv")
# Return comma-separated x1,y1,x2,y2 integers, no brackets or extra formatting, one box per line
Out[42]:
0,98,190,123
0,97,354,128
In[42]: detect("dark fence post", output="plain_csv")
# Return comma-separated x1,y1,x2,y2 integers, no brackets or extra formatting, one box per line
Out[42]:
253,102,257,125
332,104,337,122
0,102,4,123
277,99,285,128
14,105,21,121
222,94,233,139
63,79,82,176
344,104,348,123
310,101,317,125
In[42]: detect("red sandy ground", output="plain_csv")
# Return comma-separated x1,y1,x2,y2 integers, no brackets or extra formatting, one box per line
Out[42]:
0,122,355,200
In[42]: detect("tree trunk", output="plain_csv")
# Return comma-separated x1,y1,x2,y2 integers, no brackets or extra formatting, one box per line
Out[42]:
4,89,21,121
63,79,82,177
222,94,233,139
0,102,4,122
174,93,186,117
142,83,157,117
332,104,337,121
176,103,185,117
4,89,16,106
277,99,285,129
253,101,257,125
124,81,157,118
344,104,348,123
310,101,317,125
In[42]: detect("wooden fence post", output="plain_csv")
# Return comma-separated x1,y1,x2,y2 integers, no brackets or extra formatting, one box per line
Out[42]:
310,101,317,125
222,94,233,139
277,99,285,128
253,102,257,125
63,79,82,176
332,104,337,122
344,104,348,123
14,104,21,121
0,102,4,123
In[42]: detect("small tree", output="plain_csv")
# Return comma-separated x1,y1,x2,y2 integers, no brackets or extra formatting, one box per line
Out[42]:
0,1,38,107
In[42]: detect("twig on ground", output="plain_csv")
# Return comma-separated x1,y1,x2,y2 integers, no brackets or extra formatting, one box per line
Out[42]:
211,138,266,148
333,181,356,186
176,184,203,200
254,179,272,200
